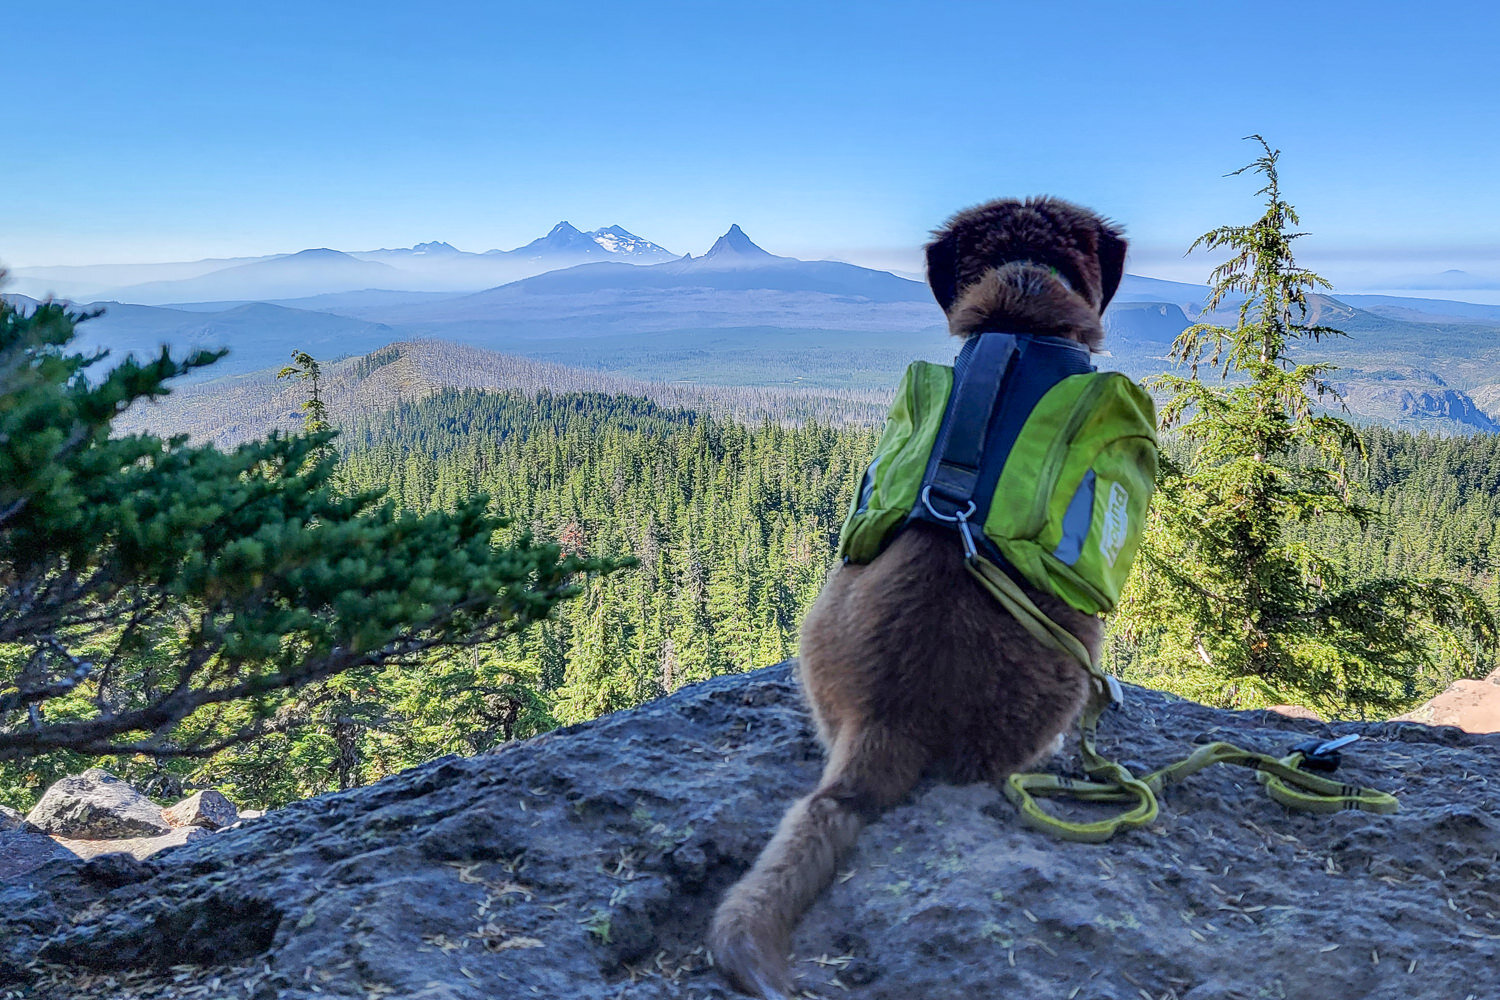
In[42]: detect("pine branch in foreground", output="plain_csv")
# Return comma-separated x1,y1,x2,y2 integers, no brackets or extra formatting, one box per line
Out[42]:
0,293,620,762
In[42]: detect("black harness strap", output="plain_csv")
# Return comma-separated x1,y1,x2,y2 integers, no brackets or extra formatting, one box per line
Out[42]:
920,334,1016,516
907,332,1095,564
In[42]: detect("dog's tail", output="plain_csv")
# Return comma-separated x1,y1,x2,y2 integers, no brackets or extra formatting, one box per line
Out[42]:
709,789,865,999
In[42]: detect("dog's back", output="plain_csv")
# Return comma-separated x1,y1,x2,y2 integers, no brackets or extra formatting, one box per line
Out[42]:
800,523,1095,781
710,197,1128,999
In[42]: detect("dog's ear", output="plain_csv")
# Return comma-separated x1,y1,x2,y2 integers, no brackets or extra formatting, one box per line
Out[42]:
1095,222,1126,312
925,230,960,314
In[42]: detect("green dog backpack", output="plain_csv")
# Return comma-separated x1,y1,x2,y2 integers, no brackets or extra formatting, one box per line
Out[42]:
837,332,1158,616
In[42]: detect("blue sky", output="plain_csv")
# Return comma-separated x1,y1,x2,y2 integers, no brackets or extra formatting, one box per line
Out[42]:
5,0,1498,288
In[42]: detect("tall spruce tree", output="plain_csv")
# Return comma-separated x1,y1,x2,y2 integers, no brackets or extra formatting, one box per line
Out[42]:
277,348,376,789
276,350,330,437
1114,137,1495,715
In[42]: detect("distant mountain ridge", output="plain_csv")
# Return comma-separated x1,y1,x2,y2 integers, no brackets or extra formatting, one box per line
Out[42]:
2,292,397,381
354,226,940,335
347,225,673,264
1394,269,1500,292
87,249,405,306
9,221,1500,435
9,223,680,303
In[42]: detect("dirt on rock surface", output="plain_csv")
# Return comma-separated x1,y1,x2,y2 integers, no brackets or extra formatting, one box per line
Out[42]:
1,661,1497,1000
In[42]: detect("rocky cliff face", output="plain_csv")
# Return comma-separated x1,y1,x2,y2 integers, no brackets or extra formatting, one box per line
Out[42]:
3,661,1498,999
1333,370,1499,433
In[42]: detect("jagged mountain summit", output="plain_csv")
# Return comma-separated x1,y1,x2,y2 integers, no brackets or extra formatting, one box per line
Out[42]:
692,223,782,267
490,222,676,264
353,224,675,267
504,221,611,259
407,240,462,255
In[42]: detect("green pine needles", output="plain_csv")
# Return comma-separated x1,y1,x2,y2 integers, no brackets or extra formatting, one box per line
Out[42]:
0,293,615,764
1114,137,1496,716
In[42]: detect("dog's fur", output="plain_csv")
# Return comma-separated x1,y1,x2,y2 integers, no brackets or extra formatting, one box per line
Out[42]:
708,198,1127,999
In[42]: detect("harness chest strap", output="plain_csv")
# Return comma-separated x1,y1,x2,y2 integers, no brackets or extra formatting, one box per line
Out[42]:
964,552,1400,843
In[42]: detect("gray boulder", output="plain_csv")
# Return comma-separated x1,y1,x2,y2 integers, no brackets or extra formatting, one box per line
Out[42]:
2,661,1498,999
0,805,34,833
162,790,238,830
24,769,170,839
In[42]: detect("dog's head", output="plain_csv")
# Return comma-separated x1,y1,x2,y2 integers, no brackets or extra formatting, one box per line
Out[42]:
925,197,1126,349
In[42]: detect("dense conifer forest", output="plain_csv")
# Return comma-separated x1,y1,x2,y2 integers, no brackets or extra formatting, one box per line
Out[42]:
350,386,1499,693
6,380,1496,810
341,388,878,714
1304,426,1500,595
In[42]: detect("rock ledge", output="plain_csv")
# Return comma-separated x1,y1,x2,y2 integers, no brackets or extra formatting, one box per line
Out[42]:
1,661,1497,999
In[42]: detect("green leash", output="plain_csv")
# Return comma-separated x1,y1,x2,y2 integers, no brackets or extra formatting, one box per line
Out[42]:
964,554,1400,843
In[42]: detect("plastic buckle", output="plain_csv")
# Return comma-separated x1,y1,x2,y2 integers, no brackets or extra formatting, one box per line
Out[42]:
1290,733,1360,773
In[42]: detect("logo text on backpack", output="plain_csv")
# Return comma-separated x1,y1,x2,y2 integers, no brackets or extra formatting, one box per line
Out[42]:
1099,481,1130,567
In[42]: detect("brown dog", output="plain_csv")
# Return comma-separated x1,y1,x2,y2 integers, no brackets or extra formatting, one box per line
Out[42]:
709,197,1128,998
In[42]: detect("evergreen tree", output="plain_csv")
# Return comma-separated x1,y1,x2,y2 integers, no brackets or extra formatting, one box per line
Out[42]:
1114,138,1496,715
553,581,639,724
275,349,393,790
0,296,613,763
276,350,330,436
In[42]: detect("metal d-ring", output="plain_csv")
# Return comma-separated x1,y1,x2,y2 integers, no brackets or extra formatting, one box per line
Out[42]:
919,485,976,523
920,486,979,559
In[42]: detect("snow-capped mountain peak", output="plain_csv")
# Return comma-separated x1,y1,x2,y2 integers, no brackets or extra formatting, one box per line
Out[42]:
589,225,675,260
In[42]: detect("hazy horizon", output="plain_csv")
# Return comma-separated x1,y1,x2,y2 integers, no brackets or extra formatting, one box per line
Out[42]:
8,225,1500,306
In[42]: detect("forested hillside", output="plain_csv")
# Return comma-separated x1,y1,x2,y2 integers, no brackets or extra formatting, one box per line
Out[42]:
1302,427,1500,599
342,389,879,707
8,380,1495,811
112,340,891,446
